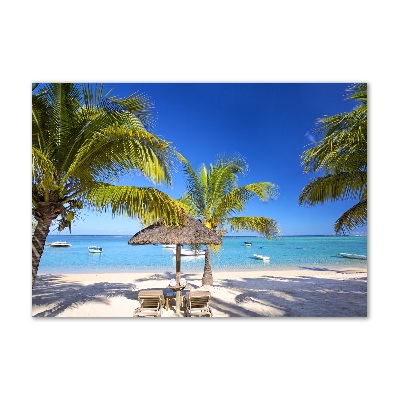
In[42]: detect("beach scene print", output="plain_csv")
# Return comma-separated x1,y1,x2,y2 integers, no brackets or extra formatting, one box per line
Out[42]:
32,83,367,317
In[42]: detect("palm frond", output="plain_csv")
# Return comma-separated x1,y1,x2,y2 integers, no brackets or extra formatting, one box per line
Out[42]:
214,154,248,174
108,90,156,132
302,113,367,174
86,184,185,226
302,83,367,175
334,199,367,234
226,216,280,239
61,124,175,187
345,83,367,103
174,198,200,218
213,182,277,220
208,161,243,210
299,171,367,205
299,83,367,233
178,154,206,213
32,147,59,202
32,84,165,177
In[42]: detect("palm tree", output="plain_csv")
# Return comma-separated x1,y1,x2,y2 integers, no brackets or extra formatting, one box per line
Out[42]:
178,155,279,286
32,83,184,287
299,83,367,234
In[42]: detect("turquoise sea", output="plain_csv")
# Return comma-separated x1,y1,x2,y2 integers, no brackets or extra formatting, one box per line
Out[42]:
40,235,368,274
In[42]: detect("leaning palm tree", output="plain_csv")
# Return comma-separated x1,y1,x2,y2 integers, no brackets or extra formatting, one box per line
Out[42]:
32,83,184,287
299,83,367,234
177,155,279,286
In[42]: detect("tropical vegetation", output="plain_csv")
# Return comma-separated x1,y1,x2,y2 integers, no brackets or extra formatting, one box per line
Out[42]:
32,83,184,287
299,83,367,234
177,155,279,285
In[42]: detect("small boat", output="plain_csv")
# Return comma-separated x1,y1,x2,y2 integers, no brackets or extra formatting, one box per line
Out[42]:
244,242,252,246
88,246,103,253
338,253,367,260
174,248,205,256
162,244,176,248
253,254,270,261
49,241,72,247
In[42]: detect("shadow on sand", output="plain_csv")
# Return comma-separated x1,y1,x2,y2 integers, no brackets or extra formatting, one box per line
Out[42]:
32,274,139,317
210,273,367,317
32,270,367,318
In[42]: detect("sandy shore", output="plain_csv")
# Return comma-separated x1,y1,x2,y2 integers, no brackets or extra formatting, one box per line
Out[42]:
32,265,367,317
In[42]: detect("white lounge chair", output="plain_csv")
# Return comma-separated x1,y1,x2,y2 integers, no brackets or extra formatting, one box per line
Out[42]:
184,291,213,317
133,290,165,317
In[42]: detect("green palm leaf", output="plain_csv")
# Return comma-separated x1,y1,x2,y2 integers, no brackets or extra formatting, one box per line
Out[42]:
178,154,207,213
213,182,277,220
208,157,247,213
86,184,184,227
62,124,175,187
226,216,279,239
299,83,367,234
299,171,367,205
32,147,59,204
334,199,367,234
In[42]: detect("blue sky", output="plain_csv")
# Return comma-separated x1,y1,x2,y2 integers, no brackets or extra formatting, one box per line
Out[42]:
59,83,365,236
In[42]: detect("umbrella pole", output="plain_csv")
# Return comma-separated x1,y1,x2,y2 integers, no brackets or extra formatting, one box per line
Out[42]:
175,244,181,314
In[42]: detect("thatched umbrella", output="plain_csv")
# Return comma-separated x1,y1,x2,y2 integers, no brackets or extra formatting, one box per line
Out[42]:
128,215,222,314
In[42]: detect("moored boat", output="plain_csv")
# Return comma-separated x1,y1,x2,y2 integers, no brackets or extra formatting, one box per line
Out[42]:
244,242,252,246
338,253,367,260
49,241,72,247
88,246,103,253
173,248,205,256
253,254,270,261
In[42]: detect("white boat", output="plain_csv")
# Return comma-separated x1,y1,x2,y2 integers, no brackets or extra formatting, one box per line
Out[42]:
88,246,103,253
173,248,205,256
244,242,252,246
162,244,176,248
253,254,270,261
338,253,367,260
49,241,72,247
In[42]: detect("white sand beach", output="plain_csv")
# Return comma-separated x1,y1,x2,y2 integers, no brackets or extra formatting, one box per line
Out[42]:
32,265,367,317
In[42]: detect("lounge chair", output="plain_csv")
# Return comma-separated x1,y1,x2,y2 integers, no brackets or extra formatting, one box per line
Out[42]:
133,290,165,317
184,291,213,317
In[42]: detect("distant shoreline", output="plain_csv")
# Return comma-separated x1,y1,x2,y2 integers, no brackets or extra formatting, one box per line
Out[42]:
35,262,368,275
47,234,368,237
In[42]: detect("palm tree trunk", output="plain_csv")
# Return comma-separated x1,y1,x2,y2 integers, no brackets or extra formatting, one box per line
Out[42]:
202,244,213,286
32,202,65,287
32,215,54,287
